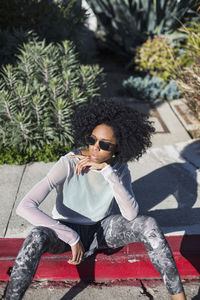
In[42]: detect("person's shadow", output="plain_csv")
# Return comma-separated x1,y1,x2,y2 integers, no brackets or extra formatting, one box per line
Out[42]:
132,140,200,275
59,247,122,300
132,140,199,224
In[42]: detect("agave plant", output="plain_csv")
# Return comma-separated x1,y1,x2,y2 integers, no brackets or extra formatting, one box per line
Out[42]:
86,0,198,57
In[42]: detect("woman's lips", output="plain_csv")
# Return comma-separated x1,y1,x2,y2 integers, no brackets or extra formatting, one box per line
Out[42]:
90,153,98,160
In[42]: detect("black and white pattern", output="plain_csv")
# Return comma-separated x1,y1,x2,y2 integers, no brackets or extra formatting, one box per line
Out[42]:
5,215,183,299
103,215,183,295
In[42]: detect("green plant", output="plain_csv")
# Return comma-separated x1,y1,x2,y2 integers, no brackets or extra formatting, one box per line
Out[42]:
0,0,96,65
178,22,200,64
134,36,188,81
158,22,200,124
122,75,180,101
0,35,104,162
174,23,200,122
86,0,198,57
0,0,86,40
0,143,71,164
177,66,200,122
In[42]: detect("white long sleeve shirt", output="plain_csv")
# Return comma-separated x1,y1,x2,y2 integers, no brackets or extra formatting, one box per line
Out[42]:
16,150,139,247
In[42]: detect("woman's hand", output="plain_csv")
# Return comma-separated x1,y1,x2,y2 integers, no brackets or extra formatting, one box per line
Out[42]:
68,240,85,265
70,155,107,175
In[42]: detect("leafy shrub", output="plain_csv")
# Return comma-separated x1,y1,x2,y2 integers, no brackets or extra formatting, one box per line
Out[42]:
175,23,200,122
0,35,104,163
86,0,198,57
178,22,200,64
134,35,189,81
122,75,181,101
0,143,71,164
0,0,86,42
177,66,200,122
0,0,96,65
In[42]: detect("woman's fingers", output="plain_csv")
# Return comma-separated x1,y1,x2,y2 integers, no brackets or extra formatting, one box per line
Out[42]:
69,155,85,159
75,157,91,174
68,241,85,265
70,155,104,174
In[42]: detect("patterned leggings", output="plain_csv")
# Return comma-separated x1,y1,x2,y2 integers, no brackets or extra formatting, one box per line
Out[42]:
4,215,183,299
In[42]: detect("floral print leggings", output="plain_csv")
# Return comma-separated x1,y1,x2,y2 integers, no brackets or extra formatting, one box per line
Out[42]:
4,215,183,299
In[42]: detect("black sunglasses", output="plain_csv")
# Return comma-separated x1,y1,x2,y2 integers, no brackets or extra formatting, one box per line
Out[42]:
86,135,116,151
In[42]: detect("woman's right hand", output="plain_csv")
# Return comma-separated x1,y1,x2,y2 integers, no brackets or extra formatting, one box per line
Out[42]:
68,240,85,265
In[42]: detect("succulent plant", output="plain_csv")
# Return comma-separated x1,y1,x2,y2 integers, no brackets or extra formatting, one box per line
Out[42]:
86,0,198,57
122,75,181,101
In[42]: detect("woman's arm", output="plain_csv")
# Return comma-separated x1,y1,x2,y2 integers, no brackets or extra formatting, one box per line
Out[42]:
16,156,80,246
101,165,139,221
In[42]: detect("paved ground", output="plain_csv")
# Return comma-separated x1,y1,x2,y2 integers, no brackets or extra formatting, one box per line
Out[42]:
1,280,200,300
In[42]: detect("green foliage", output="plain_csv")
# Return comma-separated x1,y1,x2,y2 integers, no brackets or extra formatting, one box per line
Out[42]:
174,23,200,122
134,22,200,82
86,0,198,57
178,22,200,64
0,35,104,160
134,35,189,81
0,0,86,39
122,75,181,101
0,143,71,164
0,0,95,65
177,66,200,123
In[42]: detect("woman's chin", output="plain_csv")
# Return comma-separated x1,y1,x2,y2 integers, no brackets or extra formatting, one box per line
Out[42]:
90,154,100,162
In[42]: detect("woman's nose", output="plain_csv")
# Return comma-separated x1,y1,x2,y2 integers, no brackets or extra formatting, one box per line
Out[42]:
93,141,100,151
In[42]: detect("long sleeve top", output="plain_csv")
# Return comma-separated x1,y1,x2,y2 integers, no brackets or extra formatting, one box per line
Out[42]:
16,150,139,247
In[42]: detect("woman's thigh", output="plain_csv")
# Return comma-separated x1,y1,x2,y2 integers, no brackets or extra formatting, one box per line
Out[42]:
103,214,165,249
30,226,70,254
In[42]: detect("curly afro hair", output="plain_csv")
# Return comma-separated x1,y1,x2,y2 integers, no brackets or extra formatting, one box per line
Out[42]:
71,99,155,163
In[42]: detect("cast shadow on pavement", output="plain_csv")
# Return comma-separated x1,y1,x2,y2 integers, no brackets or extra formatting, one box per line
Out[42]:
132,140,200,276
60,247,122,300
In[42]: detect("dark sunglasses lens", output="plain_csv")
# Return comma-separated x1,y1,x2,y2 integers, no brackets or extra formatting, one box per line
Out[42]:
86,136,111,151
86,136,96,145
99,141,110,151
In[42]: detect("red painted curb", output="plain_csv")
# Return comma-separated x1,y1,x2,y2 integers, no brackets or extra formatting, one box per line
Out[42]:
0,235,200,282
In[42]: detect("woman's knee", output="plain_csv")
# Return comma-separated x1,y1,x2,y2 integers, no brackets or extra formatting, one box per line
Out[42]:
133,216,165,250
23,226,56,253
129,215,161,233
141,216,160,231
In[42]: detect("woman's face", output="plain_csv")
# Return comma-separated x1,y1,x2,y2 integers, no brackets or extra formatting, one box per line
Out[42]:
88,124,117,164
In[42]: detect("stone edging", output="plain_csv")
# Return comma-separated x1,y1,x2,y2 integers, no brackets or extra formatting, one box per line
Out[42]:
170,98,200,139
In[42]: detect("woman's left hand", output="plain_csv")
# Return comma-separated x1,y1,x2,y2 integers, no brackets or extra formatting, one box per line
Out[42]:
69,155,107,175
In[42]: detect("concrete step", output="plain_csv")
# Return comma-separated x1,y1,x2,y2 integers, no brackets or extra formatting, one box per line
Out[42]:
0,235,200,283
